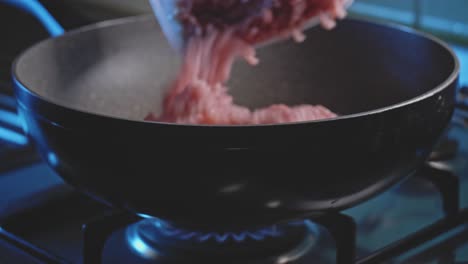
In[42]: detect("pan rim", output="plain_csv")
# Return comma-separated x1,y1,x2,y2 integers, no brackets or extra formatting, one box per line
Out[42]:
12,15,460,129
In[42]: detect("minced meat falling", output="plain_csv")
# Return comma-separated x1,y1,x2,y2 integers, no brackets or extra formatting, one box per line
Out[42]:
146,0,352,124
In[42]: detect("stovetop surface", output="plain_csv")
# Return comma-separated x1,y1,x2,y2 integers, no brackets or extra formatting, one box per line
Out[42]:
1,2,468,264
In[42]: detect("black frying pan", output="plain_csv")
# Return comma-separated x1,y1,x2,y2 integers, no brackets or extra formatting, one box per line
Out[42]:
6,1,459,230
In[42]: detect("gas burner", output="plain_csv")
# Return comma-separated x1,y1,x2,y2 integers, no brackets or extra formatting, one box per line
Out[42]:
126,218,320,262
137,217,293,243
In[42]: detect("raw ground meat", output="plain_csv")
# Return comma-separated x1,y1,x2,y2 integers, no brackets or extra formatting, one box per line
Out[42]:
146,0,350,125
147,79,337,125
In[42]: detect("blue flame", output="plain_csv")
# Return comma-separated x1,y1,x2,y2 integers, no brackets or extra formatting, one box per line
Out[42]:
153,218,290,243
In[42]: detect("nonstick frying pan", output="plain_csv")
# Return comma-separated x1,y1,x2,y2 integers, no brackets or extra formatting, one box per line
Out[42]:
6,1,459,230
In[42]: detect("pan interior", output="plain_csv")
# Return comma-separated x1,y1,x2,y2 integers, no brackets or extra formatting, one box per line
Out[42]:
14,16,457,121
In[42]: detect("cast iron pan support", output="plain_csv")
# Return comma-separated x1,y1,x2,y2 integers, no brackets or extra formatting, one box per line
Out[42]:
421,165,460,217
357,163,462,264
308,161,461,264
314,213,357,264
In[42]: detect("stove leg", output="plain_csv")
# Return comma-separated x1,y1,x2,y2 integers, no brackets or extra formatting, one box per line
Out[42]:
82,211,140,264
315,213,357,264
420,164,460,216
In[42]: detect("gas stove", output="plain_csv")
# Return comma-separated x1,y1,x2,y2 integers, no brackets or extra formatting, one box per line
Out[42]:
2,120,468,264
1,2,468,264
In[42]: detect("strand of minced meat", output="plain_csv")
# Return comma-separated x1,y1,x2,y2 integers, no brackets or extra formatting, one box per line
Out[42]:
146,0,351,125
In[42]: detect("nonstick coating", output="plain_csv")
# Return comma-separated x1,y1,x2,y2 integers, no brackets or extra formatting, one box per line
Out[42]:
13,16,458,229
